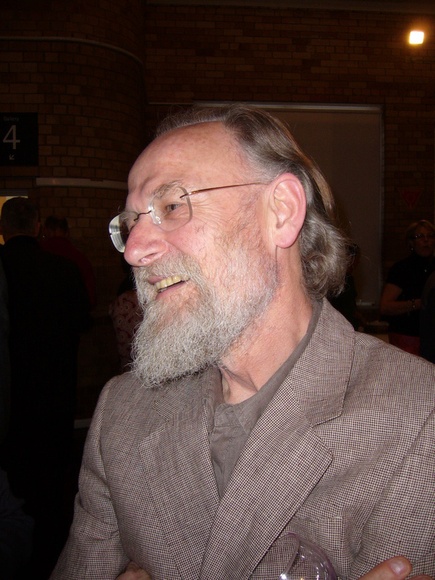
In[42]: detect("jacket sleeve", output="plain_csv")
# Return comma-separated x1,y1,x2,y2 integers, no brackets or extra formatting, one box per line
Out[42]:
50,382,129,580
348,407,435,578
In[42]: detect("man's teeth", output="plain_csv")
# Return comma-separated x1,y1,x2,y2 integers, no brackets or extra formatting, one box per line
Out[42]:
155,275,186,293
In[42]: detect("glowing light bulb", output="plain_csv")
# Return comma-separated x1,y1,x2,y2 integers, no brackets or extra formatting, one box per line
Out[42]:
409,30,425,45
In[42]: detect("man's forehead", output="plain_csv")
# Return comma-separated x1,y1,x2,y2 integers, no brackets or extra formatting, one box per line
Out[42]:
128,121,241,188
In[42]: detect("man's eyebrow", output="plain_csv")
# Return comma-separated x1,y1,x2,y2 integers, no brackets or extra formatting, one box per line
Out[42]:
145,181,183,198
163,180,186,190
125,181,185,212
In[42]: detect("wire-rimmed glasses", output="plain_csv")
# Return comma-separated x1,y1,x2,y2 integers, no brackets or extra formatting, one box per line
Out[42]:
108,182,265,252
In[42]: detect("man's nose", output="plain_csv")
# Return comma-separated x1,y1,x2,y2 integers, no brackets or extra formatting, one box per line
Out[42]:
123,215,168,267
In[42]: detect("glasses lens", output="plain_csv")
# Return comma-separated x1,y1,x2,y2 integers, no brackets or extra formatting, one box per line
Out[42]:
109,213,130,252
109,187,193,251
152,186,192,231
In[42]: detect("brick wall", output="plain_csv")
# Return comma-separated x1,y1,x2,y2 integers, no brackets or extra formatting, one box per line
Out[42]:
0,0,146,417
0,0,145,303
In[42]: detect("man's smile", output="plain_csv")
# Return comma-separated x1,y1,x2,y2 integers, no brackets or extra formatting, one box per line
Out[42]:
155,275,189,293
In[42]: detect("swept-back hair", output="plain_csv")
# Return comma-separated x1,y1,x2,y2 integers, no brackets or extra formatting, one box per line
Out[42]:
157,104,348,299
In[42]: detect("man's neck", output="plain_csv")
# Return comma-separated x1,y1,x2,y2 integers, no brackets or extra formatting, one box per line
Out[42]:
219,291,313,405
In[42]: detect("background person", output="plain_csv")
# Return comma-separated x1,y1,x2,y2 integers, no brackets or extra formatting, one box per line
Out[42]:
0,261,33,579
41,215,97,310
0,467,34,579
0,197,90,579
0,259,10,443
380,219,435,355
51,106,434,580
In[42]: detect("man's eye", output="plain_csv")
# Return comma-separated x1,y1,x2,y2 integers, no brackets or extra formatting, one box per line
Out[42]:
165,202,182,213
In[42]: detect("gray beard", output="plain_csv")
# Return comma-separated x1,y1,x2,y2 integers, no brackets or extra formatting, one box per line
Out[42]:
131,229,278,389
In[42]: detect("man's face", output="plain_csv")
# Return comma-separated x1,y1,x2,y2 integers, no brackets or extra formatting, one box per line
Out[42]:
124,122,279,387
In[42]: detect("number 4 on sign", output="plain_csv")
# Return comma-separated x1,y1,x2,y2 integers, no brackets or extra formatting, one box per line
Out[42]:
3,125,21,150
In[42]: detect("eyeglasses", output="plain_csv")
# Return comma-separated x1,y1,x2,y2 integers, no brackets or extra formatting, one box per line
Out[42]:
412,233,435,241
109,182,265,252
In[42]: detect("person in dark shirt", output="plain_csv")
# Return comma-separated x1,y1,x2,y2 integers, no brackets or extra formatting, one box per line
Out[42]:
41,215,97,310
380,220,435,355
0,197,90,579
0,261,33,579
0,467,33,579
0,259,10,443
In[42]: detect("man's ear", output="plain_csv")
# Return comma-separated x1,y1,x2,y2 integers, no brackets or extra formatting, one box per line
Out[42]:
268,173,306,249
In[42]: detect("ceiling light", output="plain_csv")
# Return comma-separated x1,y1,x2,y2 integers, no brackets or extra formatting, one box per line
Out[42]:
409,30,425,45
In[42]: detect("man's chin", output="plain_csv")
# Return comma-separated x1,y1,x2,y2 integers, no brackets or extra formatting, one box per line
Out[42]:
147,291,201,328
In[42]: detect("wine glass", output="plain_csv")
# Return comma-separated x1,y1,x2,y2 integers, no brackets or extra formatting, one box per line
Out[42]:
278,533,337,580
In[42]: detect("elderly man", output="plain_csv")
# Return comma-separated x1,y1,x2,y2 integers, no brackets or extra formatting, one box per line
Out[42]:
51,106,435,580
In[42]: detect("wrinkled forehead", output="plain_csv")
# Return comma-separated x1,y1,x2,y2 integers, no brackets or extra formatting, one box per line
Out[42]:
128,122,247,193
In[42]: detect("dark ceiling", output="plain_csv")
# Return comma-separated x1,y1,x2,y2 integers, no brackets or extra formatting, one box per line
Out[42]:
148,1,435,15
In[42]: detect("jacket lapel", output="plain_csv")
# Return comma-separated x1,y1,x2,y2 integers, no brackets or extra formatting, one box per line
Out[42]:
201,301,353,579
138,370,220,579
200,396,333,578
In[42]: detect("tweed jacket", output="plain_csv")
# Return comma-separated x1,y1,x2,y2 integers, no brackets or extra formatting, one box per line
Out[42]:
51,300,435,580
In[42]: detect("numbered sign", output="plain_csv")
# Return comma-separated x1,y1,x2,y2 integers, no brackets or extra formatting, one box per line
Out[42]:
0,113,38,166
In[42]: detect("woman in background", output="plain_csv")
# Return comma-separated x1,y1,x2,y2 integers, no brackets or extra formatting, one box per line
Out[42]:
380,219,435,355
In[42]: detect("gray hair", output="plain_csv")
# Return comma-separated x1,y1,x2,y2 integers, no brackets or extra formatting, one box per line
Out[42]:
157,104,348,299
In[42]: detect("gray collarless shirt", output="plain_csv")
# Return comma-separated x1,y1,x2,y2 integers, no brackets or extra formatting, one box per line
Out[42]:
205,301,321,497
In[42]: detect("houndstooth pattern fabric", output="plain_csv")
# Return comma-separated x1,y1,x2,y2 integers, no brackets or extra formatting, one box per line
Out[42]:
51,299,435,580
